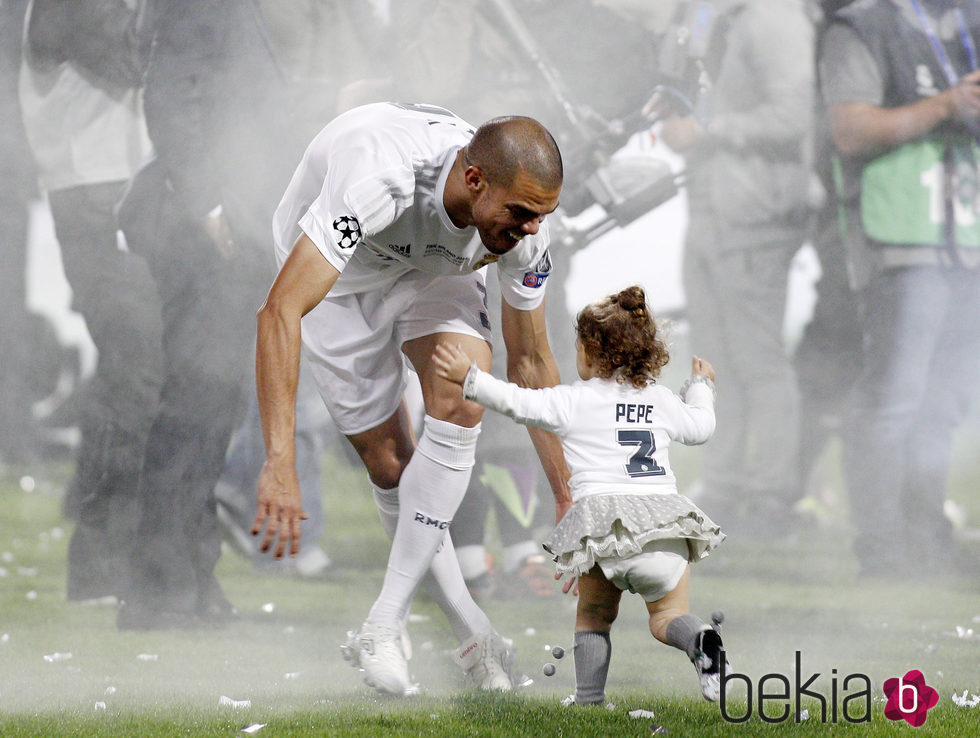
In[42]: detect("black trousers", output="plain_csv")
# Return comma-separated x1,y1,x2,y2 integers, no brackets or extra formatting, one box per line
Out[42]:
48,182,164,600
117,160,271,612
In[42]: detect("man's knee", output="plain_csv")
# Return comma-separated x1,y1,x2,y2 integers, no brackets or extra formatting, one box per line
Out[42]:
349,436,412,489
365,458,404,490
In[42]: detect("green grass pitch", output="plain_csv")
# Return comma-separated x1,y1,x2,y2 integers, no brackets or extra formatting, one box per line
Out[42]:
1,432,977,737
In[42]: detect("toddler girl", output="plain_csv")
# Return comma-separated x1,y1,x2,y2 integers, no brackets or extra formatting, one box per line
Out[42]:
433,285,727,703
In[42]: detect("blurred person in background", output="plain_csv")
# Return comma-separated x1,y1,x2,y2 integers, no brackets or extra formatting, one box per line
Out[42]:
791,0,864,516
19,0,163,603
655,0,814,540
114,0,295,629
0,0,44,467
820,0,980,578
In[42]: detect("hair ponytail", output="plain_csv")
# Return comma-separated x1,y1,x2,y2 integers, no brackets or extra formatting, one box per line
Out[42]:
576,285,669,388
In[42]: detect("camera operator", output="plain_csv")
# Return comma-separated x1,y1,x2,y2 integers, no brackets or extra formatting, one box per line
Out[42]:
821,0,980,579
652,0,815,540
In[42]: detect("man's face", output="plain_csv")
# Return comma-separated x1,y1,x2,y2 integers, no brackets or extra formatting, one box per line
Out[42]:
470,170,561,255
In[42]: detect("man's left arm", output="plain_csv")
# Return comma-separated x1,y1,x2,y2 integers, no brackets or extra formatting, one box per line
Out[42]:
500,297,572,523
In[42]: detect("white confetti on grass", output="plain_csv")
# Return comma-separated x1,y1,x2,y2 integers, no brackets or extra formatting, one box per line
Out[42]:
261,603,275,613
1,633,9,644
26,590,37,600
94,702,106,711
628,709,656,719
954,626,975,639
242,724,267,734
219,695,251,709
136,653,159,662
952,691,980,708
283,672,300,680
105,686,116,695
43,652,72,662
19,476,36,492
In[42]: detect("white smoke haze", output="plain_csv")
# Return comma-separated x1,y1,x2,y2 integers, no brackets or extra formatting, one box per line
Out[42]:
1,0,979,731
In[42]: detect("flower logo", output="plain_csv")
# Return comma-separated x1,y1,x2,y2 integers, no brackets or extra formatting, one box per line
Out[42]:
883,669,939,727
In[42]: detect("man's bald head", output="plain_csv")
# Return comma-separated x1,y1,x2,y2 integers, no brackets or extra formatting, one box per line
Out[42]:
463,116,563,191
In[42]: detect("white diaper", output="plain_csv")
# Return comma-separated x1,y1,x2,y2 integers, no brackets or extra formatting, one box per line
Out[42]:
597,537,689,602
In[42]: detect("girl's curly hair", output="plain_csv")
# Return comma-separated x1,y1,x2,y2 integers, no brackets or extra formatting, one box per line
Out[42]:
575,285,669,389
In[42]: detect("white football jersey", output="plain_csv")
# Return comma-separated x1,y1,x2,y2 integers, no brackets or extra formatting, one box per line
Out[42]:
273,102,553,310
467,372,716,502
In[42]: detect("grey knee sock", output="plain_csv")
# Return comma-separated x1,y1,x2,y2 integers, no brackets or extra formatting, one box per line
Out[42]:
574,630,611,705
665,614,709,660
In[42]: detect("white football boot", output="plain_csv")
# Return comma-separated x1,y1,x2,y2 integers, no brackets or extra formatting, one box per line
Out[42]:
454,631,530,691
341,620,418,697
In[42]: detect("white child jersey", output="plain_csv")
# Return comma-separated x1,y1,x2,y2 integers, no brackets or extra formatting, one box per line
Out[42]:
465,371,716,503
273,102,554,311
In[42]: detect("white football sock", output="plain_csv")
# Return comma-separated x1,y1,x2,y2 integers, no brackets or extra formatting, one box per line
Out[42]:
367,416,482,629
372,484,492,640
372,484,400,539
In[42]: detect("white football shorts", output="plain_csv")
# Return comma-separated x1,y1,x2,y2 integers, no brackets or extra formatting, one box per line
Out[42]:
301,268,491,435
597,537,690,602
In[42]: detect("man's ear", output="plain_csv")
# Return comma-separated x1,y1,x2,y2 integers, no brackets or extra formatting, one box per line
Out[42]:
463,165,486,194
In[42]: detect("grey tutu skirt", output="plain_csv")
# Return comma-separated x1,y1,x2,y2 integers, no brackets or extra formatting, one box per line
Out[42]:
542,493,726,577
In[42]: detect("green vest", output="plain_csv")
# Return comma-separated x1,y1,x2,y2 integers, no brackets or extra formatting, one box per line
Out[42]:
837,0,980,250
861,136,980,248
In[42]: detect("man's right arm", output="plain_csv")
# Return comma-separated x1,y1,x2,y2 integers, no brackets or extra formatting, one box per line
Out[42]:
253,233,340,558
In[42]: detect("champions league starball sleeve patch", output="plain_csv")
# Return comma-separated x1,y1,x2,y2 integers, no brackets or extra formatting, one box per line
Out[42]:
522,248,552,288
332,215,362,249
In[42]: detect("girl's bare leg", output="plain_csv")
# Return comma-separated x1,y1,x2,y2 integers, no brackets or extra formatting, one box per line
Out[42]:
646,566,725,702
645,566,691,643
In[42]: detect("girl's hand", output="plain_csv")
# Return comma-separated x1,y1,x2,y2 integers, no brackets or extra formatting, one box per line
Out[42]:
555,570,579,597
432,343,473,385
691,355,715,382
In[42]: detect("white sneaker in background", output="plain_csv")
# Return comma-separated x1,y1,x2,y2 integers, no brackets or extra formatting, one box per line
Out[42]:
294,546,332,579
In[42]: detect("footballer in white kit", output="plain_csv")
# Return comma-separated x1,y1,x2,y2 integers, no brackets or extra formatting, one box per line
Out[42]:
273,102,554,434
257,102,568,697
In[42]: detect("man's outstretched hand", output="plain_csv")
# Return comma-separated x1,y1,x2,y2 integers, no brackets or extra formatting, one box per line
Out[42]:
252,458,308,559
